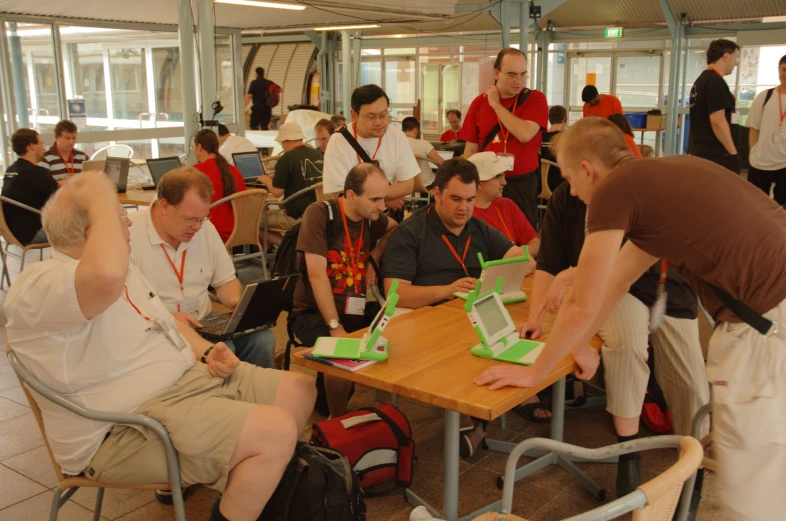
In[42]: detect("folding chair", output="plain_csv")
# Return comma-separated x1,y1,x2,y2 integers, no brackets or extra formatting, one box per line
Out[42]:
210,188,268,266
0,196,51,289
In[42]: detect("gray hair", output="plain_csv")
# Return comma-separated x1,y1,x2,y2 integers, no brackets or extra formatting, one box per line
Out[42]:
41,189,89,249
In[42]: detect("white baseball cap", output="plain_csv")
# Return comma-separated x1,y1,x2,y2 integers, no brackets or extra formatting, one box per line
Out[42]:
275,122,306,142
468,151,511,181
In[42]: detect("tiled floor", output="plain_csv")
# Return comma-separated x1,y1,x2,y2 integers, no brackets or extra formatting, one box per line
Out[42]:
0,247,729,521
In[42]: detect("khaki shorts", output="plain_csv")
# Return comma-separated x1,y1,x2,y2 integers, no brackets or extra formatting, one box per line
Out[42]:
85,362,281,491
265,209,299,231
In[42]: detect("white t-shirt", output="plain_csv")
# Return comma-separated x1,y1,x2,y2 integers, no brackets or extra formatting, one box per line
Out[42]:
5,251,194,475
745,87,786,171
322,122,420,194
129,206,237,320
407,137,437,187
219,135,258,165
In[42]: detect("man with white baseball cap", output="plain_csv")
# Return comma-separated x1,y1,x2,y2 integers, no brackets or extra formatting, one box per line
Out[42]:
469,151,540,256
257,122,324,246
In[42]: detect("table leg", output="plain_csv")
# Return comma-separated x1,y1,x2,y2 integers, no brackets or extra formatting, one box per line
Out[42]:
444,409,460,521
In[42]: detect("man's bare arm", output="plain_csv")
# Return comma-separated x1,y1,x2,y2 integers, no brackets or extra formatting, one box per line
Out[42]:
709,109,738,155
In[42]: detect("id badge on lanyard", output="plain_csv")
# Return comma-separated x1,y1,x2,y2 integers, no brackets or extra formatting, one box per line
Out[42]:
495,153,515,172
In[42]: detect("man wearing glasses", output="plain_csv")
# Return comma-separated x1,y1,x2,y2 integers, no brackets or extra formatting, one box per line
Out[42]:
322,84,420,212
461,47,548,228
127,167,276,369
688,38,742,173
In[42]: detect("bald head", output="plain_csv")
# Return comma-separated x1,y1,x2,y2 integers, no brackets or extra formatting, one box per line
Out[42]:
42,185,91,249
554,117,632,172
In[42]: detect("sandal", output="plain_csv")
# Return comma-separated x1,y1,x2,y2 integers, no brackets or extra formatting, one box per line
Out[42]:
513,402,552,424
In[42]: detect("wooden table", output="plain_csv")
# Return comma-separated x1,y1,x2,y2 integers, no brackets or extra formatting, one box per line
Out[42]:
293,276,606,520
119,189,157,206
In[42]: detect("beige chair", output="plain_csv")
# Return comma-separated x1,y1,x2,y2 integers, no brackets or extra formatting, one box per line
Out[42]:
6,345,188,521
210,188,268,265
0,196,51,289
639,144,655,157
262,154,282,173
474,436,703,521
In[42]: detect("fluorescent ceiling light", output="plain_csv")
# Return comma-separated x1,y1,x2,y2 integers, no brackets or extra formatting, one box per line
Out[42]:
215,0,306,11
313,24,380,31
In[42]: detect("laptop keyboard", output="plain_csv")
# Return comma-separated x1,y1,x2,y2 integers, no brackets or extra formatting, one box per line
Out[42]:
200,321,229,335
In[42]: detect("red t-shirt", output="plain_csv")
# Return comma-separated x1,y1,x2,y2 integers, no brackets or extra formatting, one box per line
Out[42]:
194,157,248,240
582,94,624,119
440,129,460,142
624,134,643,157
473,198,539,247
460,89,548,176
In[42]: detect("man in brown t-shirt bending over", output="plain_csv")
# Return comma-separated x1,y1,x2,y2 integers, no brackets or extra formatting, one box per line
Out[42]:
475,117,786,521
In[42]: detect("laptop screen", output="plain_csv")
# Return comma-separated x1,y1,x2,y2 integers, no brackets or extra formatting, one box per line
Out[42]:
437,150,454,161
147,157,181,185
475,295,509,338
104,157,128,187
233,152,265,177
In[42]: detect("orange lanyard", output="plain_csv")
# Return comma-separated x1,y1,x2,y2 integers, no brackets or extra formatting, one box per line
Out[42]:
338,197,364,283
160,245,187,292
56,145,75,177
441,233,472,277
123,285,150,321
778,87,786,129
493,205,514,242
497,93,523,148
353,125,382,164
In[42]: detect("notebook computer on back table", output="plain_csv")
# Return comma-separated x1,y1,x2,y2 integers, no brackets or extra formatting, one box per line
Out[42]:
196,274,300,342
103,157,130,193
142,156,182,190
233,152,266,188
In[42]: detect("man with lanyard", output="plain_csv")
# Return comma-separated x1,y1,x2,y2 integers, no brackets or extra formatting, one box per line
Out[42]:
128,168,276,369
383,158,526,458
322,84,420,212
475,117,786,521
468,151,540,256
40,120,88,182
461,48,548,228
744,54,786,204
688,38,741,174
289,163,397,418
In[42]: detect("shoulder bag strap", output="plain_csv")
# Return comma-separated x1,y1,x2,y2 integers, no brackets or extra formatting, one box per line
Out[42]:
339,126,374,163
480,88,533,152
707,282,774,336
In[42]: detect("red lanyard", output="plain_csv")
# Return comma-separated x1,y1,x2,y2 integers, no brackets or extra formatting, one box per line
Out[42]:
441,233,472,277
160,245,187,292
497,92,523,146
493,205,514,243
123,285,150,321
353,125,382,164
778,87,786,129
55,145,75,177
338,197,364,287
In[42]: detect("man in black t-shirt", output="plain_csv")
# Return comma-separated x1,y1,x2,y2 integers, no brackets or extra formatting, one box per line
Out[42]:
2,129,58,245
541,105,566,192
688,39,741,173
244,67,272,130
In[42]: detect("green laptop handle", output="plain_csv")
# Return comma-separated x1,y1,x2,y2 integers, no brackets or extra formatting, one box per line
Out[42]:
476,245,530,269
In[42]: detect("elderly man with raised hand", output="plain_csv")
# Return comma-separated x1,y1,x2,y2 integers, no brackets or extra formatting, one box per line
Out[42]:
5,171,316,521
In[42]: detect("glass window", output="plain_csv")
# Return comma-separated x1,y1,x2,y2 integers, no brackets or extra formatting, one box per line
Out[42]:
442,64,460,131
421,46,451,54
385,48,415,56
615,40,666,50
421,63,440,132
384,59,415,104
615,54,662,108
568,55,612,108
215,35,235,124
547,51,566,107
360,61,382,87
361,49,381,56
108,47,150,122
152,46,183,123
737,45,786,110
4,22,62,132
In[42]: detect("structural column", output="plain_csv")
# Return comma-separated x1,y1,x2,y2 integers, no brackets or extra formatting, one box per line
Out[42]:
500,1,511,49
177,0,199,163
7,22,29,128
197,0,217,122
341,30,351,116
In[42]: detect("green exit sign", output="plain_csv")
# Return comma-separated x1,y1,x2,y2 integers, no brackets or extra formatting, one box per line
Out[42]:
605,27,623,38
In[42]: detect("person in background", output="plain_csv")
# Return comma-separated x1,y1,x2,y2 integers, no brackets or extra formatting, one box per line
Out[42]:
40,120,88,181
744,54,786,203
217,124,257,166
608,114,643,157
257,122,324,246
245,67,273,131
688,38,741,173
193,129,247,241
289,163,397,418
322,84,419,211
2,128,57,245
402,116,445,189
440,109,462,142
468,152,540,256
581,86,624,119
330,114,347,129
314,118,335,154
542,105,567,192
461,47,549,228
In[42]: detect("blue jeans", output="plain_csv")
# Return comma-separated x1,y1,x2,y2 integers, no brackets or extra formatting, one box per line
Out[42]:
226,328,276,368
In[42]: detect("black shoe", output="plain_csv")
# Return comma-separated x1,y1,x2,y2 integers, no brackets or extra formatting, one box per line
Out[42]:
155,487,191,505
615,454,642,498
459,420,486,460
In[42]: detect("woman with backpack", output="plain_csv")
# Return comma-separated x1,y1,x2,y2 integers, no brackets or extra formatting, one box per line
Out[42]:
193,129,248,241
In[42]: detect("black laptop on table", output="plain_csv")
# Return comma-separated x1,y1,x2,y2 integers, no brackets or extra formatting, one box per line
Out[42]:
104,157,130,193
233,152,266,188
196,274,299,341
143,157,182,190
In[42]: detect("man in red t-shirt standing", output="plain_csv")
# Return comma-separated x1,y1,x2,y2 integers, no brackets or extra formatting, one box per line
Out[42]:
460,48,548,228
469,151,540,257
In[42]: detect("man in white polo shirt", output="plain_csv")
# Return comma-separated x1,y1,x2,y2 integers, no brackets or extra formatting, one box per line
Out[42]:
322,84,420,210
128,167,276,368
218,124,258,166
4,172,316,521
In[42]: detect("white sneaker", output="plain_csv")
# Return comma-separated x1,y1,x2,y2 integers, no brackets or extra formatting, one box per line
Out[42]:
410,506,445,521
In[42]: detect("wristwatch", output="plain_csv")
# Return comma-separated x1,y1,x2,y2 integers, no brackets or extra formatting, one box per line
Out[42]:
328,319,341,330
200,344,215,364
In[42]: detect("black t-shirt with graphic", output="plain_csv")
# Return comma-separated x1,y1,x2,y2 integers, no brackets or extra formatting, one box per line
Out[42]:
273,145,324,219
689,69,739,148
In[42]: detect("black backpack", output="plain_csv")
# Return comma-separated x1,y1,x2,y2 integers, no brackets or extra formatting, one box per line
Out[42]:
259,442,366,521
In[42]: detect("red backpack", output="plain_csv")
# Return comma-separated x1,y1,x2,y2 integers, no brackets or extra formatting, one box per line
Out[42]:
265,81,282,108
311,405,415,492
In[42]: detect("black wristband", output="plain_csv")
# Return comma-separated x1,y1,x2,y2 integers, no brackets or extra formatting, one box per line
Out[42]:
200,344,215,364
